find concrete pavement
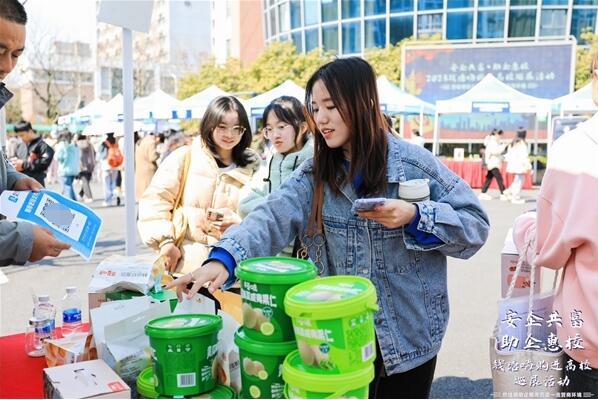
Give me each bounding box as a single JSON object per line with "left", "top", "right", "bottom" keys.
{"left": 0, "top": 180, "right": 542, "bottom": 398}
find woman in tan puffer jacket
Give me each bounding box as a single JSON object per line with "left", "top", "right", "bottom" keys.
{"left": 138, "top": 96, "right": 260, "bottom": 274}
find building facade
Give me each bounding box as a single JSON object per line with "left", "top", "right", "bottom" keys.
{"left": 211, "top": 0, "right": 265, "bottom": 65}
{"left": 96, "top": 0, "right": 212, "bottom": 99}
{"left": 264, "top": 0, "right": 598, "bottom": 56}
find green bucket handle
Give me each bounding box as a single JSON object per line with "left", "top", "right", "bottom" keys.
{"left": 283, "top": 383, "right": 359, "bottom": 399}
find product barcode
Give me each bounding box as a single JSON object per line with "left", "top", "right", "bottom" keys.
{"left": 177, "top": 373, "right": 196, "bottom": 388}
{"left": 362, "top": 341, "right": 375, "bottom": 361}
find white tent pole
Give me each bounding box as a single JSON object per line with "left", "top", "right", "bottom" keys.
{"left": 432, "top": 111, "right": 440, "bottom": 155}
{"left": 546, "top": 110, "right": 553, "bottom": 155}
{"left": 533, "top": 112, "right": 539, "bottom": 184}
{"left": 123, "top": 27, "right": 136, "bottom": 257}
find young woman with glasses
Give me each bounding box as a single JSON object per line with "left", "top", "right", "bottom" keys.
{"left": 138, "top": 96, "right": 260, "bottom": 275}
{"left": 238, "top": 96, "right": 313, "bottom": 256}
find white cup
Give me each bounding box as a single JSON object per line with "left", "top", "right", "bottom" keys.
{"left": 398, "top": 179, "right": 430, "bottom": 203}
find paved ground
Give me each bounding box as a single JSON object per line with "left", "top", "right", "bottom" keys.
{"left": 0, "top": 180, "right": 544, "bottom": 398}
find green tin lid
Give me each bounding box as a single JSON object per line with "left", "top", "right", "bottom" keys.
{"left": 284, "top": 276, "right": 378, "bottom": 320}
{"left": 150, "top": 289, "right": 178, "bottom": 303}
{"left": 145, "top": 314, "right": 222, "bottom": 339}
{"left": 282, "top": 350, "right": 374, "bottom": 393}
{"left": 236, "top": 257, "right": 317, "bottom": 285}
{"left": 137, "top": 368, "right": 236, "bottom": 399}
{"left": 234, "top": 327, "right": 296, "bottom": 356}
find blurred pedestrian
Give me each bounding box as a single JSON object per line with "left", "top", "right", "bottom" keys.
{"left": 504, "top": 128, "right": 531, "bottom": 204}
{"left": 135, "top": 132, "right": 159, "bottom": 201}
{"left": 99, "top": 132, "right": 123, "bottom": 206}
{"left": 76, "top": 134, "right": 95, "bottom": 203}
{"left": 6, "top": 130, "right": 27, "bottom": 161}
{"left": 55, "top": 131, "right": 80, "bottom": 200}
{"left": 479, "top": 129, "right": 507, "bottom": 200}
{"left": 12, "top": 120, "right": 54, "bottom": 186}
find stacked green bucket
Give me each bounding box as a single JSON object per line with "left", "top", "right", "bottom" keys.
{"left": 143, "top": 314, "right": 225, "bottom": 398}
{"left": 234, "top": 257, "right": 317, "bottom": 399}
{"left": 282, "top": 276, "right": 379, "bottom": 398}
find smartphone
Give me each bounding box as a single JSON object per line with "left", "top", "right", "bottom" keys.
{"left": 353, "top": 197, "right": 386, "bottom": 212}
{"left": 207, "top": 208, "right": 224, "bottom": 221}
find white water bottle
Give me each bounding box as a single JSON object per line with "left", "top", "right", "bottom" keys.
{"left": 61, "top": 287, "right": 82, "bottom": 337}
{"left": 33, "top": 294, "right": 56, "bottom": 335}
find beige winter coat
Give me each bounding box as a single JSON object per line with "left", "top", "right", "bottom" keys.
{"left": 135, "top": 135, "right": 159, "bottom": 201}
{"left": 138, "top": 137, "right": 260, "bottom": 274}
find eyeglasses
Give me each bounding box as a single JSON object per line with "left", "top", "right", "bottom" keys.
{"left": 215, "top": 124, "right": 246, "bottom": 136}
{"left": 262, "top": 123, "right": 292, "bottom": 139}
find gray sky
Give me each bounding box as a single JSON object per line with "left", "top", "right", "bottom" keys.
{"left": 24, "top": 0, "right": 95, "bottom": 43}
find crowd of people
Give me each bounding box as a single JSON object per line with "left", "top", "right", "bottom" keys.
{"left": 1, "top": 0, "right": 597, "bottom": 397}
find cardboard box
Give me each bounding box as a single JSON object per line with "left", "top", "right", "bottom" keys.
{"left": 501, "top": 228, "right": 541, "bottom": 298}
{"left": 43, "top": 359, "right": 130, "bottom": 399}
{"left": 44, "top": 333, "right": 94, "bottom": 367}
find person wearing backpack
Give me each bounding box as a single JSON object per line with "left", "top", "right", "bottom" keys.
{"left": 55, "top": 131, "right": 81, "bottom": 201}
{"left": 99, "top": 132, "right": 123, "bottom": 206}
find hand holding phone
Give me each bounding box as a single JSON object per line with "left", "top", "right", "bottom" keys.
{"left": 353, "top": 197, "right": 386, "bottom": 212}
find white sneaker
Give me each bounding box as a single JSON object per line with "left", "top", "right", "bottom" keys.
{"left": 83, "top": 198, "right": 93, "bottom": 204}
{"left": 478, "top": 193, "right": 492, "bottom": 200}
{"left": 500, "top": 194, "right": 510, "bottom": 201}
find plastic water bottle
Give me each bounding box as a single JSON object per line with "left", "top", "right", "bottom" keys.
{"left": 33, "top": 294, "right": 56, "bottom": 335}
{"left": 61, "top": 287, "right": 82, "bottom": 337}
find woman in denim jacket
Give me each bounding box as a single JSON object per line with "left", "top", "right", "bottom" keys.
{"left": 169, "top": 58, "right": 490, "bottom": 398}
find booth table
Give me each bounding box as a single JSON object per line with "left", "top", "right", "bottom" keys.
{"left": 441, "top": 159, "right": 533, "bottom": 190}
{"left": 0, "top": 331, "right": 46, "bottom": 398}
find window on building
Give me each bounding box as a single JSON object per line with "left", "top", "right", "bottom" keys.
{"left": 447, "top": 0, "right": 473, "bottom": 7}
{"left": 477, "top": 10, "right": 505, "bottom": 38}
{"left": 322, "top": 0, "right": 338, "bottom": 22}
{"left": 364, "top": 0, "right": 386, "bottom": 16}
{"left": 540, "top": 9, "right": 567, "bottom": 36}
{"left": 478, "top": 0, "right": 505, "bottom": 6}
{"left": 322, "top": 25, "right": 339, "bottom": 53}
{"left": 447, "top": 12, "right": 473, "bottom": 39}
{"left": 390, "top": 0, "right": 414, "bottom": 12}
{"left": 365, "top": 18, "right": 386, "bottom": 48}
{"left": 342, "top": 21, "right": 361, "bottom": 54}
{"left": 571, "top": 8, "right": 598, "bottom": 42}
{"left": 573, "top": 0, "right": 598, "bottom": 4}
{"left": 342, "top": 0, "right": 361, "bottom": 18}
{"left": 390, "top": 15, "right": 414, "bottom": 44}
{"left": 542, "top": 0, "right": 568, "bottom": 4}
{"left": 304, "top": 0, "right": 319, "bottom": 25}
{"left": 305, "top": 28, "right": 319, "bottom": 51}
{"left": 418, "top": 0, "right": 443, "bottom": 10}
{"left": 510, "top": 0, "right": 535, "bottom": 5}
{"left": 417, "top": 13, "right": 442, "bottom": 37}
{"left": 269, "top": 8, "right": 278, "bottom": 36}
{"left": 279, "top": 2, "right": 290, "bottom": 33}
{"left": 292, "top": 31, "right": 303, "bottom": 52}
{"left": 290, "top": 0, "right": 302, "bottom": 29}
{"left": 509, "top": 9, "right": 536, "bottom": 37}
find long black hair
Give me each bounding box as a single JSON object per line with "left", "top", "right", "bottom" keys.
{"left": 200, "top": 96, "right": 254, "bottom": 167}
{"left": 304, "top": 57, "right": 388, "bottom": 196}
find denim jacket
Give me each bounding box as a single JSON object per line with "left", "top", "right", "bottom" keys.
{"left": 217, "top": 134, "right": 490, "bottom": 374}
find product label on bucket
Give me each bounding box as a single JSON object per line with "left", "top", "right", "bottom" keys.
{"left": 293, "top": 310, "right": 375, "bottom": 373}
{"left": 241, "top": 355, "right": 286, "bottom": 399}
{"left": 290, "top": 281, "right": 368, "bottom": 302}
{"left": 241, "top": 280, "right": 294, "bottom": 342}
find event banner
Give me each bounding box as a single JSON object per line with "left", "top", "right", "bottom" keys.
{"left": 402, "top": 41, "right": 575, "bottom": 103}
{"left": 0, "top": 190, "right": 102, "bottom": 260}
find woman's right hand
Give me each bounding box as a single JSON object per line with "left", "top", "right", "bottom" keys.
{"left": 166, "top": 261, "right": 230, "bottom": 301}
{"left": 159, "top": 243, "right": 181, "bottom": 273}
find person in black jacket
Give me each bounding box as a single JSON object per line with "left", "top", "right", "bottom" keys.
{"left": 11, "top": 120, "right": 55, "bottom": 186}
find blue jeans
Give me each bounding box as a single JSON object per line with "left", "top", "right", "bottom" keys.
{"left": 61, "top": 176, "right": 76, "bottom": 200}
{"left": 103, "top": 170, "right": 118, "bottom": 204}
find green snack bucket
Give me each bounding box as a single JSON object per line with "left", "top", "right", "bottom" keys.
{"left": 284, "top": 276, "right": 378, "bottom": 373}
{"left": 237, "top": 257, "right": 317, "bottom": 342}
{"left": 234, "top": 327, "right": 296, "bottom": 399}
{"left": 145, "top": 314, "right": 223, "bottom": 397}
{"left": 137, "top": 367, "right": 237, "bottom": 398}
{"left": 282, "top": 350, "right": 374, "bottom": 399}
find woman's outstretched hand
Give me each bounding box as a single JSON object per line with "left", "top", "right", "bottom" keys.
{"left": 165, "top": 261, "right": 230, "bottom": 301}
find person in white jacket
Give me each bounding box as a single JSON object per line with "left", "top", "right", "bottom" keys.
{"left": 504, "top": 128, "right": 531, "bottom": 204}
{"left": 479, "top": 129, "right": 507, "bottom": 200}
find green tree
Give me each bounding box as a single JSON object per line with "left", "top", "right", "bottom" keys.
{"left": 177, "top": 58, "right": 250, "bottom": 99}
{"left": 575, "top": 30, "right": 598, "bottom": 90}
